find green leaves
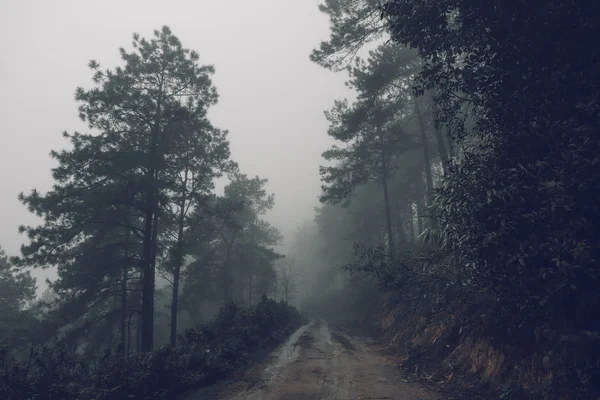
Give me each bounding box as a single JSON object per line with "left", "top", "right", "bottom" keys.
{"left": 0, "top": 300, "right": 304, "bottom": 400}
{"left": 311, "top": 0, "right": 388, "bottom": 71}
{"left": 0, "top": 246, "right": 36, "bottom": 314}
{"left": 380, "top": 0, "right": 600, "bottom": 348}
{"left": 319, "top": 44, "right": 423, "bottom": 209}
{"left": 15, "top": 27, "right": 234, "bottom": 350}
{"left": 181, "top": 171, "right": 283, "bottom": 310}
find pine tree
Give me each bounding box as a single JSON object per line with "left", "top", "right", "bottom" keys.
{"left": 311, "top": 0, "right": 387, "bottom": 70}
{"left": 219, "top": 172, "right": 282, "bottom": 304}
{"left": 319, "top": 45, "right": 422, "bottom": 259}
{"left": 159, "top": 109, "right": 234, "bottom": 347}
{"left": 15, "top": 26, "right": 221, "bottom": 351}
{"left": 0, "top": 245, "right": 36, "bottom": 347}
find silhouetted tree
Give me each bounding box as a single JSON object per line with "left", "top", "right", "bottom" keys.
{"left": 14, "top": 26, "right": 222, "bottom": 351}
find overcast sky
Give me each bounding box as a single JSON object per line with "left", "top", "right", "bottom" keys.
{"left": 0, "top": 0, "right": 352, "bottom": 294}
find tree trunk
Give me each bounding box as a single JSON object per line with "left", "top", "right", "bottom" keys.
{"left": 141, "top": 186, "right": 155, "bottom": 352}
{"left": 380, "top": 151, "right": 396, "bottom": 261}
{"left": 446, "top": 134, "right": 455, "bottom": 158}
{"left": 119, "top": 216, "right": 132, "bottom": 353}
{"left": 141, "top": 122, "right": 160, "bottom": 352}
{"left": 107, "top": 323, "right": 115, "bottom": 350}
{"left": 134, "top": 277, "right": 144, "bottom": 353}
{"left": 415, "top": 98, "right": 434, "bottom": 206}
{"left": 136, "top": 310, "right": 143, "bottom": 353}
{"left": 416, "top": 180, "right": 426, "bottom": 236}
{"left": 119, "top": 263, "right": 128, "bottom": 352}
{"left": 127, "top": 311, "right": 135, "bottom": 355}
{"left": 170, "top": 258, "right": 181, "bottom": 348}
{"left": 395, "top": 209, "right": 407, "bottom": 246}
{"left": 170, "top": 170, "right": 189, "bottom": 349}
{"left": 407, "top": 201, "right": 416, "bottom": 244}
{"left": 248, "top": 273, "right": 253, "bottom": 307}
{"left": 223, "top": 243, "right": 233, "bottom": 302}
{"left": 396, "top": 200, "right": 410, "bottom": 246}
{"left": 142, "top": 174, "right": 159, "bottom": 351}
{"left": 142, "top": 71, "right": 164, "bottom": 352}
{"left": 415, "top": 97, "right": 438, "bottom": 229}
{"left": 169, "top": 225, "right": 183, "bottom": 348}
{"left": 427, "top": 91, "right": 450, "bottom": 176}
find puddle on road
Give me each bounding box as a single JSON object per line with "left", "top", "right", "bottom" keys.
{"left": 320, "top": 320, "right": 333, "bottom": 345}
{"left": 263, "top": 319, "right": 314, "bottom": 381}
{"left": 331, "top": 331, "right": 357, "bottom": 351}
{"left": 223, "top": 319, "right": 441, "bottom": 400}
{"left": 315, "top": 320, "right": 335, "bottom": 354}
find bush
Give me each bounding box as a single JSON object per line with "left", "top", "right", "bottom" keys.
{"left": 349, "top": 244, "right": 600, "bottom": 399}
{"left": 1, "top": 297, "right": 305, "bottom": 400}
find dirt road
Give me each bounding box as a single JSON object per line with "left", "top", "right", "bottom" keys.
{"left": 187, "top": 319, "right": 440, "bottom": 400}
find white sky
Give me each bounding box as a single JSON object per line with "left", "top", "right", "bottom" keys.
{"left": 0, "top": 0, "right": 352, "bottom": 294}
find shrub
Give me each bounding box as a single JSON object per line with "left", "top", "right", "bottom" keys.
{"left": 1, "top": 297, "right": 305, "bottom": 400}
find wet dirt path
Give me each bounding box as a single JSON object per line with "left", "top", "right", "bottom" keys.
{"left": 187, "top": 319, "right": 440, "bottom": 400}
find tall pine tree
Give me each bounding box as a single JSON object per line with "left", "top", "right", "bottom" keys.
{"left": 15, "top": 26, "right": 221, "bottom": 351}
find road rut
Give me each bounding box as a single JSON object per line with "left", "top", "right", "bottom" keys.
{"left": 186, "top": 319, "right": 440, "bottom": 400}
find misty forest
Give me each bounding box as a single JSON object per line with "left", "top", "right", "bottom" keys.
{"left": 1, "top": 1, "right": 599, "bottom": 399}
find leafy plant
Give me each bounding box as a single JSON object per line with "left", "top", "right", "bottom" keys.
{"left": 1, "top": 298, "right": 305, "bottom": 400}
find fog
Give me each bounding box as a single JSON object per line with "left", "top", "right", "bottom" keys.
{"left": 0, "top": 0, "right": 351, "bottom": 296}
{"left": 2, "top": 1, "right": 597, "bottom": 398}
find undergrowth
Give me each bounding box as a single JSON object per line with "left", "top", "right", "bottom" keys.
{"left": 0, "top": 297, "right": 305, "bottom": 400}
{"left": 345, "top": 246, "right": 600, "bottom": 400}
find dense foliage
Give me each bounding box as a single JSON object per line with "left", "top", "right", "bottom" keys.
{"left": 0, "top": 25, "right": 303, "bottom": 400}
{"left": 382, "top": 0, "right": 600, "bottom": 334}
{"left": 305, "top": 0, "right": 600, "bottom": 398}
{"left": 4, "top": 27, "right": 287, "bottom": 360}
{"left": 0, "top": 246, "right": 37, "bottom": 348}
{"left": 1, "top": 298, "right": 304, "bottom": 400}
{"left": 2, "top": 0, "right": 599, "bottom": 397}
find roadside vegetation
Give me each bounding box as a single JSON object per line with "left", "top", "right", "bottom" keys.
{"left": 2, "top": 1, "right": 599, "bottom": 399}
{"left": 1, "top": 298, "right": 304, "bottom": 400}
{"left": 287, "top": 1, "right": 600, "bottom": 399}
{"left": 0, "top": 27, "right": 304, "bottom": 400}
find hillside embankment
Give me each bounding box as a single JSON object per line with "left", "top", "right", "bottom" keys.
{"left": 362, "top": 292, "right": 600, "bottom": 400}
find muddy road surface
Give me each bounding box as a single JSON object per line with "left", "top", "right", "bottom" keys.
{"left": 185, "top": 319, "right": 440, "bottom": 400}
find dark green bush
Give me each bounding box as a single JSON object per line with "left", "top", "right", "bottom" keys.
{"left": 1, "top": 297, "right": 305, "bottom": 400}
